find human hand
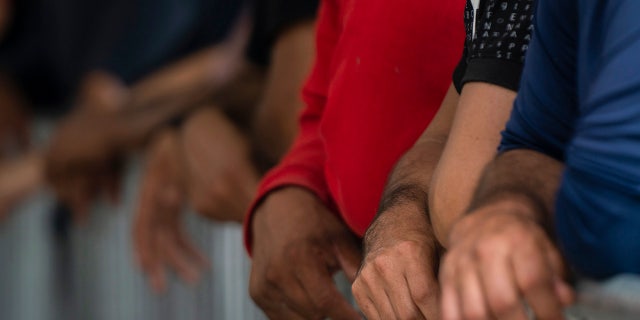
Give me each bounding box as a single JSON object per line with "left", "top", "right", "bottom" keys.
{"left": 0, "top": 152, "right": 44, "bottom": 220}
{"left": 353, "top": 203, "right": 441, "bottom": 320}
{"left": 45, "top": 109, "right": 124, "bottom": 220}
{"left": 249, "top": 187, "right": 363, "bottom": 320}
{"left": 45, "top": 72, "right": 128, "bottom": 219}
{"left": 133, "top": 129, "right": 208, "bottom": 292}
{"left": 181, "top": 108, "right": 259, "bottom": 223}
{"left": 440, "top": 199, "right": 575, "bottom": 320}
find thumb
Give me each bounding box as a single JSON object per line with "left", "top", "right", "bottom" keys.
{"left": 333, "top": 236, "right": 363, "bottom": 283}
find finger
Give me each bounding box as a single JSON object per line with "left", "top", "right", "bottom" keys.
{"left": 512, "top": 245, "right": 564, "bottom": 320}
{"left": 251, "top": 280, "right": 307, "bottom": 320}
{"left": 275, "top": 275, "right": 319, "bottom": 318}
{"left": 147, "top": 256, "right": 167, "bottom": 293}
{"left": 333, "top": 235, "right": 363, "bottom": 283}
{"left": 457, "top": 259, "right": 491, "bottom": 320}
{"left": 479, "top": 247, "right": 528, "bottom": 320}
{"left": 262, "top": 298, "right": 308, "bottom": 320}
{"left": 352, "top": 280, "right": 381, "bottom": 320}
{"left": 159, "top": 231, "right": 200, "bottom": 284}
{"left": 545, "top": 246, "right": 575, "bottom": 306}
{"left": 352, "top": 270, "right": 397, "bottom": 320}
{"left": 135, "top": 221, "right": 167, "bottom": 293}
{"left": 440, "top": 255, "right": 462, "bottom": 320}
{"left": 404, "top": 253, "right": 441, "bottom": 319}
{"left": 175, "top": 227, "right": 210, "bottom": 269}
{"left": 297, "top": 257, "right": 361, "bottom": 320}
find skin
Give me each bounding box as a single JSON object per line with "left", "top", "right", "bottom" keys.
{"left": 251, "top": 20, "right": 316, "bottom": 167}
{"left": 353, "top": 82, "right": 518, "bottom": 319}
{"left": 133, "top": 129, "right": 208, "bottom": 293}
{"left": 45, "top": 16, "right": 250, "bottom": 218}
{"left": 249, "top": 187, "right": 362, "bottom": 320}
{"left": 180, "top": 107, "right": 258, "bottom": 223}
{"left": 0, "top": 151, "right": 43, "bottom": 220}
{"left": 0, "top": 74, "right": 31, "bottom": 157}
{"left": 132, "top": 21, "right": 316, "bottom": 290}
{"left": 440, "top": 149, "right": 575, "bottom": 320}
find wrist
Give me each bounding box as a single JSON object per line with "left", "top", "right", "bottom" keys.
{"left": 365, "top": 202, "right": 437, "bottom": 255}
{"left": 468, "top": 192, "right": 548, "bottom": 226}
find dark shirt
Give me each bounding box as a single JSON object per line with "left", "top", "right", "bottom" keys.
{"left": 500, "top": 0, "right": 640, "bottom": 279}
{"left": 246, "top": 0, "right": 319, "bottom": 66}
{"left": 0, "top": 0, "right": 243, "bottom": 113}
{"left": 453, "top": 0, "right": 535, "bottom": 93}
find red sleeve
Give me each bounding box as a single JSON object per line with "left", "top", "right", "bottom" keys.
{"left": 243, "top": 0, "right": 341, "bottom": 254}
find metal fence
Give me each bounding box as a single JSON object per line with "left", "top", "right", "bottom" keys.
{"left": 0, "top": 122, "right": 638, "bottom": 320}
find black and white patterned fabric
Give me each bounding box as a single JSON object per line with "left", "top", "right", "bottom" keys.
{"left": 453, "top": 0, "right": 535, "bottom": 93}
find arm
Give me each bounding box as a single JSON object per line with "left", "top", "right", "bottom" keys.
{"left": 354, "top": 1, "right": 536, "bottom": 319}
{"left": 246, "top": 2, "right": 361, "bottom": 319}
{"left": 45, "top": 18, "right": 251, "bottom": 215}
{"left": 352, "top": 83, "right": 458, "bottom": 320}
{"left": 429, "top": 82, "right": 515, "bottom": 246}
{"left": 440, "top": 1, "right": 580, "bottom": 317}
{"left": 251, "top": 19, "right": 316, "bottom": 168}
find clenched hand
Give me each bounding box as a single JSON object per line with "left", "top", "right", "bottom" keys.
{"left": 249, "top": 187, "right": 362, "bottom": 320}
{"left": 440, "top": 200, "right": 574, "bottom": 320}
{"left": 353, "top": 203, "right": 441, "bottom": 320}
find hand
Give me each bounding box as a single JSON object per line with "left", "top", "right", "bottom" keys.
{"left": 133, "top": 129, "right": 208, "bottom": 292}
{"left": 353, "top": 203, "right": 441, "bottom": 320}
{"left": 45, "top": 72, "right": 128, "bottom": 219}
{"left": 440, "top": 200, "right": 575, "bottom": 320}
{"left": 0, "top": 152, "right": 44, "bottom": 220}
{"left": 181, "top": 108, "right": 259, "bottom": 222}
{"left": 249, "top": 187, "right": 363, "bottom": 320}
{"left": 46, "top": 109, "right": 124, "bottom": 220}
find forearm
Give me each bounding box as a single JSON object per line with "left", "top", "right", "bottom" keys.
{"left": 372, "top": 84, "right": 459, "bottom": 235}
{"left": 128, "top": 13, "right": 251, "bottom": 110}
{"left": 251, "top": 20, "right": 316, "bottom": 169}
{"left": 429, "top": 82, "right": 516, "bottom": 246}
{"left": 108, "top": 16, "right": 252, "bottom": 151}
{"left": 468, "top": 148, "right": 564, "bottom": 229}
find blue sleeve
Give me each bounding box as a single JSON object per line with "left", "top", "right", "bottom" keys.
{"left": 498, "top": 0, "right": 579, "bottom": 160}
{"left": 555, "top": 0, "right": 640, "bottom": 279}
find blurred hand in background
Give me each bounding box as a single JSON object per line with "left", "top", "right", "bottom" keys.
{"left": 133, "top": 128, "right": 208, "bottom": 293}
{"left": 181, "top": 107, "right": 259, "bottom": 223}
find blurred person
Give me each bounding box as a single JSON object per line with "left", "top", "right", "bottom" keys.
{"left": 132, "top": 0, "right": 319, "bottom": 292}
{"left": 0, "top": 0, "right": 247, "bottom": 219}
{"left": 352, "top": 1, "right": 537, "bottom": 318}
{"left": 244, "top": 0, "right": 465, "bottom": 318}
{"left": 439, "top": 0, "right": 640, "bottom": 319}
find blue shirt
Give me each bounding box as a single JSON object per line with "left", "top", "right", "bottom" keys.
{"left": 500, "top": 0, "right": 640, "bottom": 279}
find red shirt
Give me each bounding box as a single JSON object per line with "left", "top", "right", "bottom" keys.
{"left": 245, "top": 0, "right": 464, "bottom": 251}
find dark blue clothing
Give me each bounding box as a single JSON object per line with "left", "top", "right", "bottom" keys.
{"left": 0, "top": 0, "right": 243, "bottom": 114}
{"left": 500, "top": 0, "right": 640, "bottom": 279}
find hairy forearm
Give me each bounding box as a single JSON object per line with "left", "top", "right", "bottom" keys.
{"left": 469, "top": 148, "right": 564, "bottom": 229}
{"left": 374, "top": 84, "right": 459, "bottom": 227}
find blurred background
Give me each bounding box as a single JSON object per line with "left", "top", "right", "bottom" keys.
{"left": 0, "top": 0, "right": 325, "bottom": 318}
